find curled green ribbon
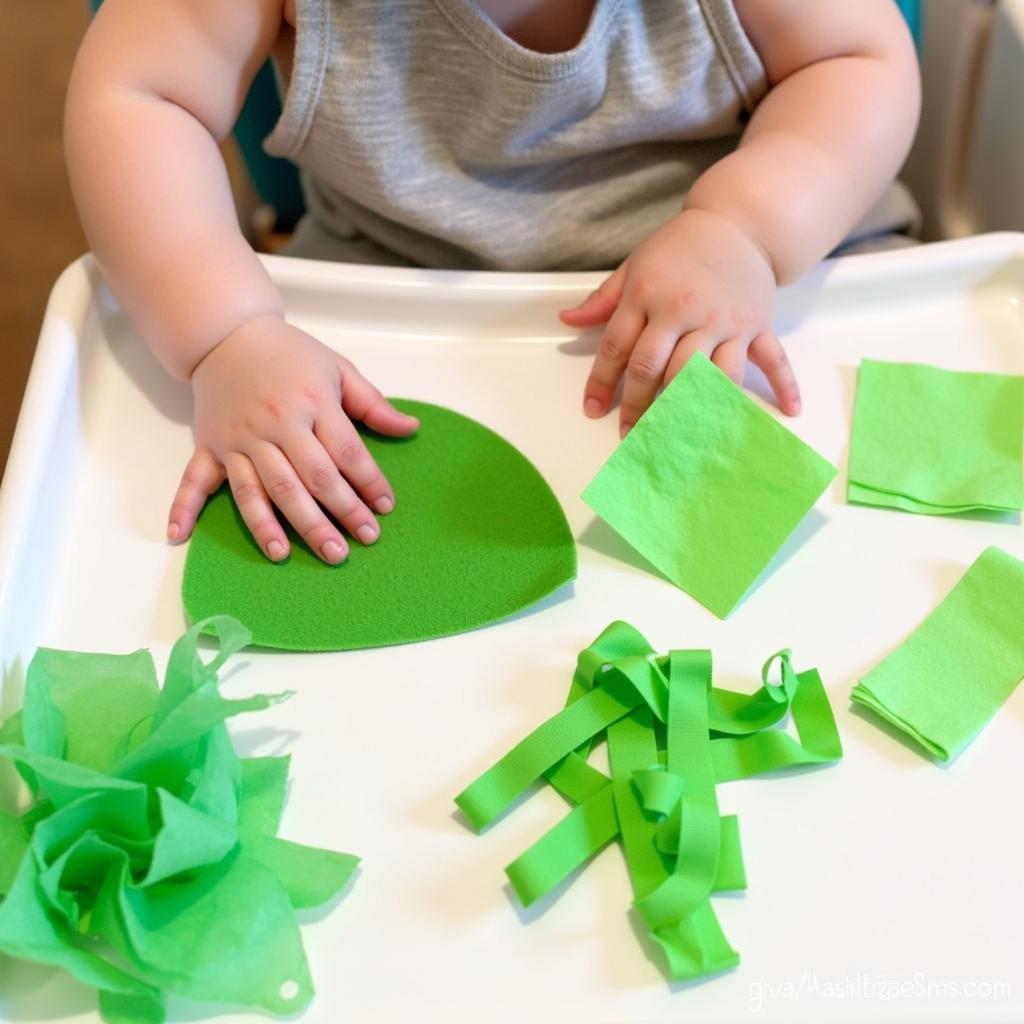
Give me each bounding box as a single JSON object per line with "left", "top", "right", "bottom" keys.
{"left": 455, "top": 621, "right": 843, "bottom": 982}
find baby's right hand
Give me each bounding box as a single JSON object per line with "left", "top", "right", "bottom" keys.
{"left": 167, "top": 314, "right": 419, "bottom": 564}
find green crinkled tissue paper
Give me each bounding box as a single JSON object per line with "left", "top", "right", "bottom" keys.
{"left": 455, "top": 621, "right": 843, "bottom": 982}
{"left": 582, "top": 353, "right": 836, "bottom": 617}
{"left": 0, "top": 617, "right": 359, "bottom": 1023}
{"left": 183, "top": 399, "right": 577, "bottom": 651}
{"left": 852, "top": 546, "right": 1024, "bottom": 761}
{"left": 848, "top": 359, "right": 1024, "bottom": 515}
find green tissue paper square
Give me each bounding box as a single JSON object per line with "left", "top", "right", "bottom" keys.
{"left": 852, "top": 546, "right": 1024, "bottom": 761}
{"left": 848, "top": 360, "right": 1024, "bottom": 515}
{"left": 581, "top": 353, "right": 837, "bottom": 617}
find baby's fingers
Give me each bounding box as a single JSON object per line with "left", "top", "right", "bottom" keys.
{"left": 749, "top": 331, "right": 801, "bottom": 415}
{"left": 710, "top": 339, "right": 750, "bottom": 390}
{"left": 167, "top": 449, "right": 225, "bottom": 543}
{"left": 339, "top": 360, "right": 420, "bottom": 437}
{"left": 316, "top": 410, "right": 395, "bottom": 515}
{"left": 663, "top": 328, "right": 721, "bottom": 386}
{"left": 559, "top": 262, "right": 628, "bottom": 328}
{"left": 285, "top": 430, "right": 380, "bottom": 546}
{"left": 582, "top": 303, "right": 645, "bottom": 419}
{"left": 618, "top": 321, "right": 683, "bottom": 438}
{"left": 249, "top": 442, "right": 350, "bottom": 565}
{"left": 225, "top": 452, "right": 290, "bottom": 562}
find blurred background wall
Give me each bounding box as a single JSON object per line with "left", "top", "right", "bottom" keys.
{"left": 0, "top": 3, "right": 88, "bottom": 473}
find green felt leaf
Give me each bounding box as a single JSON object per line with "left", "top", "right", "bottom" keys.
{"left": 852, "top": 546, "right": 1024, "bottom": 761}
{"left": 182, "top": 399, "right": 577, "bottom": 651}
{"left": 848, "top": 360, "right": 1024, "bottom": 515}
{"left": 582, "top": 354, "right": 836, "bottom": 618}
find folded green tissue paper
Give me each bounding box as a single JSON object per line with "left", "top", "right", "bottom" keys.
{"left": 582, "top": 353, "right": 836, "bottom": 617}
{"left": 456, "top": 621, "right": 842, "bottom": 982}
{"left": 0, "top": 617, "right": 359, "bottom": 1023}
{"left": 848, "top": 360, "right": 1024, "bottom": 515}
{"left": 852, "top": 546, "right": 1024, "bottom": 761}
{"left": 184, "top": 399, "right": 577, "bottom": 651}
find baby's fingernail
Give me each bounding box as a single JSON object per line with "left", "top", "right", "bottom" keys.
{"left": 268, "top": 540, "right": 286, "bottom": 561}
{"left": 357, "top": 524, "right": 379, "bottom": 545}
{"left": 791, "top": 396, "right": 802, "bottom": 414}
{"left": 374, "top": 496, "right": 394, "bottom": 514}
{"left": 322, "top": 539, "right": 347, "bottom": 563}
{"left": 619, "top": 422, "right": 634, "bottom": 440}
{"left": 584, "top": 398, "right": 603, "bottom": 418}
{"left": 167, "top": 522, "right": 180, "bottom": 541}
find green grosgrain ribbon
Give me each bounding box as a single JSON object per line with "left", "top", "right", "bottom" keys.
{"left": 0, "top": 617, "right": 359, "bottom": 1024}
{"left": 455, "top": 621, "right": 843, "bottom": 982}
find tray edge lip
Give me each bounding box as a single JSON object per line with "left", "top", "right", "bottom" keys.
{"left": 258, "top": 230, "right": 1024, "bottom": 297}
{"left": 0, "top": 253, "right": 96, "bottom": 636}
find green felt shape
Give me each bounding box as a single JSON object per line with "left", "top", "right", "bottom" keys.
{"left": 852, "top": 546, "right": 1024, "bottom": 761}
{"left": 581, "top": 354, "right": 836, "bottom": 618}
{"left": 455, "top": 620, "right": 842, "bottom": 983}
{"left": 183, "top": 399, "right": 576, "bottom": 651}
{"left": 848, "top": 360, "right": 1024, "bottom": 515}
{"left": 0, "top": 617, "right": 359, "bottom": 1024}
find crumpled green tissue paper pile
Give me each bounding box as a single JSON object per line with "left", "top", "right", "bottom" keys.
{"left": 0, "top": 616, "right": 358, "bottom": 1023}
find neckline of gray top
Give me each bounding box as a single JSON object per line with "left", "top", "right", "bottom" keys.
{"left": 430, "top": 0, "right": 625, "bottom": 80}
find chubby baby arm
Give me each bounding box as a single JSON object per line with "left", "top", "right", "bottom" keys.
{"left": 561, "top": 0, "right": 921, "bottom": 434}
{"left": 64, "top": 0, "right": 417, "bottom": 563}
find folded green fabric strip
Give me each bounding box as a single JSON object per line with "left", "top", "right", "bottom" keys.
{"left": 582, "top": 353, "right": 836, "bottom": 618}
{"left": 852, "top": 546, "right": 1024, "bottom": 761}
{"left": 455, "top": 621, "right": 843, "bottom": 983}
{"left": 0, "top": 618, "right": 358, "bottom": 1024}
{"left": 848, "top": 360, "right": 1024, "bottom": 515}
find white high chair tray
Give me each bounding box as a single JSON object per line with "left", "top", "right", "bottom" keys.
{"left": 1, "top": 233, "right": 1023, "bottom": 1023}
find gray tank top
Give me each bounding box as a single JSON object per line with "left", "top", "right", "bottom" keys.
{"left": 264, "top": 0, "right": 770, "bottom": 270}
{"left": 264, "top": 1, "right": 768, "bottom": 270}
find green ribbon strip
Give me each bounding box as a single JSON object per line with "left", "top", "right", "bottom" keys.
{"left": 454, "top": 621, "right": 843, "bottom": 983}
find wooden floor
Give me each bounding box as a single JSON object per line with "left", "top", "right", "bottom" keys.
{"left": 0, "top": 3, "right": 88, "bottom": 476}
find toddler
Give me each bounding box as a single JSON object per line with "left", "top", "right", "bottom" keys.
{"left": 65, "top": 0, "right": 920, "bottom": 564}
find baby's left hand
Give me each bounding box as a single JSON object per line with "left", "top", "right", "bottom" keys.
{"left": 559, "top": 207, "right": 801, "bottom": 437}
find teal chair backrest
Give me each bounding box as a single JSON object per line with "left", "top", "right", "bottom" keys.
{"left": 88, "top": 1, "right": 923, "bottom": 233}
{"left": 898, "top": 0, "right": 923, "bottom": 44}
